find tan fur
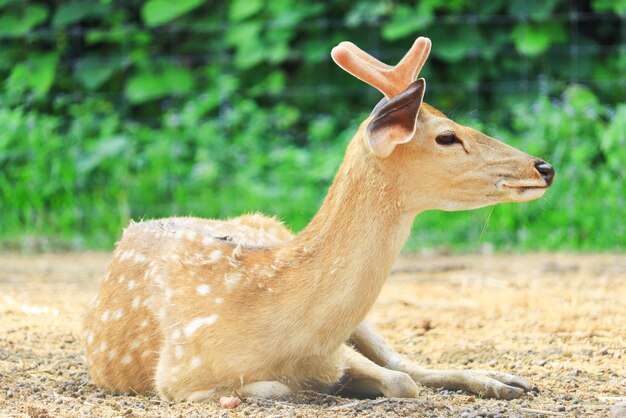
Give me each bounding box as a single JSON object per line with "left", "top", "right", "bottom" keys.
{"left": 83, "top": 38, "right": 551, "bottom": 402}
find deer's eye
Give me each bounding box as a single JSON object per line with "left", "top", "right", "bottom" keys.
{"left": 435, "top": 133, "right": 459, "bottom": 146}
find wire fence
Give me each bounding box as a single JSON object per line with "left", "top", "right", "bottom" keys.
{"left": 8, "top": 4, "right": 625, "bottom": 125}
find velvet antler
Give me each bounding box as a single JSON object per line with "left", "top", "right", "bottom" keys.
{"left": 331, "top": 37, "right": 432, "bottom": 99}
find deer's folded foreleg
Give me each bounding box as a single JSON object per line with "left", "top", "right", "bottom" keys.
{"left": 349, "top": 321, "right": 531, "bottom": 400}
{"left": 338, "top": 344, "right": 419, "bottom": 398}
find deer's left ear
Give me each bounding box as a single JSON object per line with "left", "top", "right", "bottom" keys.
{"left": 366, "top": 78, "right": 426, "bottom": 158}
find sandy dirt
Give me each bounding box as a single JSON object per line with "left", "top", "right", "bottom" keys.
{"left": 0, "top": 252, "right": 625, "bottom": 417}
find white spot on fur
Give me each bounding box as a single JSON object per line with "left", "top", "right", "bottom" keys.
{"left": 215, "top": 297, "right": 224, "bottom": 304}
{"left": 99, "top": 342, "right": 107, "bottom": 352}
{"left": 132, "top": 296, "right": 141, "bottom": 309}
{"left": 101, "top": 310, "right": 110, "bottom": 321}
{"left": 154, "top": 275, "right": 165, "bottom": 288}
{"left": 121, "top": 354, "right": 132, "bottom": 365}
{"left": 107, "top": 350, "right": 117, "bottom": 360}
{"left": 112, "top": 309, "right": 124, "bottom": 320}
{"left": 127, "top": 280, "right": 137, "bottom": 290}
{"left": 224, "top": 273, "right": 242, "bottom": 289}
{"left": 171, "top": 329, "right": 181, "bottom": 340}
{"left": 165, "top": 288, "right": 173, "bottom": 300}
{"left": 141, "top": 350, "right": 151, "bottom": 358}
{"left": 196, "top": 284, "right": 211, "bottom": 295}
{"left": 134, "top": 253, "right": 148, "bottom": 263}
{"left": 118, "top": 275, "right": 126, "bottom": 284}
{"left": 143, "top": 268, "right": 155, "bottom": 280}
{"left": 175, "top": 345, "right": 184, "bottom": 359}
{"left": 86, "top": 332, "right": 94, "bottom": 345}
{"left": 184, "top": 314, "right": 218, "bottom": 337}
{"left": 209, "top": 250, "right": 222, "bottom": 263}
{"left": 139, "top": 319, "right": 149, "bottom": 328}
{"left": 130, "top": 341, "right": 140, "bottom": 350}
{"left": 191, "top": 357, "right": 202, "bottom": 368}
{"left": 124, "top": 251, "right": 137, "bottom": 261}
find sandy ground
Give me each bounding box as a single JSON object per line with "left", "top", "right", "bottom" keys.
{"left": 0, "top": 252, "right": 625, "bottom": 417}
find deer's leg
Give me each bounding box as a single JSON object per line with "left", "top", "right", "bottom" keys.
{"left": 238, "top": 381, "right": 292, "bottom": 399}
{"left": 168, "top": 381, "right": 291, "bottom": 402}
{"left": 349, "top": 321, "right": 531, "bottom": 400}
{"left": 338, "top": 344, "right": 419, "bottom": 398}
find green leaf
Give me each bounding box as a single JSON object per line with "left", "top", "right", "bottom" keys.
{"left": 229, "top": 0, "right": 263, "bottom": 21}
{"left": 142, "top": 0, "right": 205, "bottom": 27}
{"left": 512, "top": 23, "right": 567, "bottom": 56}
{"left": 52, "top": 1, "right": 111, "bottom": 27}
{"left": 77, "top": 136, "right": 130, "bottom": 175}
{"left": 225, "top": 21, "right": 263, "bottom": 46}
{"left": 0, "top": 4, "right": 48, "bottom": 38}
{"left": 225, "top": 22, "right": 264, "bottom": 68}
{"left": 125, "top": 66, "right": 195, "bottom": 104}
{"left": 592, "top": 0, "right": 626, "bottom": 15}
{"left": 432, "top": 26, "right": 485, "bottom": 62}
{"left": 508, "top": 0, "right": 559, "bottom": 19}
{"left": 0, "top": 45, "right": 20, "bottom": 71}
{"left": 346, "top": 1, "right": 390, "bottom": 27}
{"left": 8, "top": 53, "right": 59, "bottom": 98}
{"left": 85, "top": 27, "right": 127, "bottom": 44}
{"left": 382, "top": 5, "right": 432, "bottom": 41}
{"left": 74, "top": 56, "right": 127, "bottom": 90}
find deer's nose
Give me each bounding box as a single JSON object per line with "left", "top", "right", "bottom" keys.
{"left": 534, "top": 160, "right": 555, "bottom": 186}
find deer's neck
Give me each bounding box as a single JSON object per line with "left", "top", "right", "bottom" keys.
{"left": 275, "top": 137, "right": 415, "bottom": 350}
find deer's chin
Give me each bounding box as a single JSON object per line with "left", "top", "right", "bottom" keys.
{"left": 499, "top": 183, "right": 548, "bottom": 202}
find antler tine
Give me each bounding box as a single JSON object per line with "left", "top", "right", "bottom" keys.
{"left": 331, "top": 37, "right": 432, "bottom": 99}
{"left": 336, "top": 41, "right": 393, "bottom": 71}
{"left": 331, "top": 42, "right": 397, "bottom": 99}
{"left": 395, "top": 37, "right": 432, "bottom": 85}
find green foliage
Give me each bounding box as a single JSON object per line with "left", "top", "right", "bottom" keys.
{"left": 512, "top": 23, "right": 567, "bottom": 56}
{"left": 126, "top": 66, "right": 195, "bottom": 104}
{"left": 0, "top": 4, "right": 48, "bottom": 38}
{"left": 52, "top": 1, "right": 111, "bottom": 27}
{"left": 0, "top": 0, "right": 624, "bottom": 250}
{"left": 142, "top": 0, "right": 205, "bottom": 27}
{"left": 7, "top": 52, "right": 59, "bottom": 98}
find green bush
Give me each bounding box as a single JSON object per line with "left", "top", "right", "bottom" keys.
{"left": 1, "top": 84, "right": 623, "bottom": 250}
{"left": 0, "top": 1, "right": 624, "bottom": 250}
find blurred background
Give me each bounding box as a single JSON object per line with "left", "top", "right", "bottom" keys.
{"left": 0, "top": 0, "right": 624, "bottom": 252}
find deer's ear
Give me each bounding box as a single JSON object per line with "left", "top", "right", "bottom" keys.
{"left": 366, "top": 78, "right": 426, "bottom": 158}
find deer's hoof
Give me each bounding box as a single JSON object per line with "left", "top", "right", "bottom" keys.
{"left": 382, "top": 371, "right": 420, "bottom": 398}
{"left": 471, "top": 370, "right": 532, "bottom": 400}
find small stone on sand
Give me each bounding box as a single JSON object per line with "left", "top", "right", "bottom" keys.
{"left": 220, "top": 396, "right": 242, "bottom": 409}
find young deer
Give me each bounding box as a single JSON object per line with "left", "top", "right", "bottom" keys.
{"left": 83, "top": 37, "right": 554, "bottom": 402}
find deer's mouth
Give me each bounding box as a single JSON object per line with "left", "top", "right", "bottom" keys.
{"left": 497, "top": 181, "right": 548, "bottom": 201}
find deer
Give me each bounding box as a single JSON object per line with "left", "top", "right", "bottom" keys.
{"left": 82, "top": 36, "right": 555, "bottom": 403}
